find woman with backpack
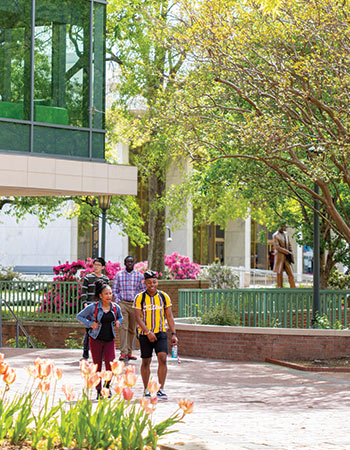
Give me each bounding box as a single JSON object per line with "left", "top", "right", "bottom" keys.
{"left": 77, "top": 279, "right": 123, "bottom": 398}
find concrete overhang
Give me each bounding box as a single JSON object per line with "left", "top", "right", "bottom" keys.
{"left": 0, "top": 153, "right": 137, "bottom": 196}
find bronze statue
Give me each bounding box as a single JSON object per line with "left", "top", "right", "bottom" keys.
{"left": 272, "top": 225, "right": 296, "bottom": 288}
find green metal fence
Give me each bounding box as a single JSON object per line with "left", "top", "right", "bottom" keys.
{"left": 0, "top": 280, "right": 81, "bottom": 321}
{"left": 178, "top": 288, "right": 350, "bottom": 328}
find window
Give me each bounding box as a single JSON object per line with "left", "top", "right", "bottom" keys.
{"left": 0, "top": 0, "right": 106, "bottom": 159}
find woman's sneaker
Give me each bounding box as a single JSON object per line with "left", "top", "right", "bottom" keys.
{"left": 143, "top": 389, "right": 151, "bottom": 398}
{"left": 156, "top": 389, "right": 168, "bottom": 400}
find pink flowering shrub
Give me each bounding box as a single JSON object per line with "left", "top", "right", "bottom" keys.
{"left": 134, "top": 260, "right": 149, "bottom": 274}
{"left": 164, "top": 252, "right": 201, "bottom": 280}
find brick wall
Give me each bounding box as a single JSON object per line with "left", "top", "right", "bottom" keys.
{"left": 3, "top": 320, "right": 350, "bottom": 361}
{"left": 171, "top": 323, "right": 350, "bottom": 361}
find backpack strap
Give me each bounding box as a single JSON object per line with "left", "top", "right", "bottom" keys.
{"left": 94, "top": 302, "right": 99, "bottom": 321}
{"left": 140, "top": 290, "right": 147, "bottom": 310}
{"left": 158, "top": 291, "right": 166, "bottom": 309}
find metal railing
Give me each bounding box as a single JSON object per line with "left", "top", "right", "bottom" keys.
{"left": 178, "top": 288, "right": 350, "bottom": 328}
{"left": 0, "top": 297, "right": 36, "bottom": 348}
{"left": 0, "top": 280, "right": 81, "bottom": 322}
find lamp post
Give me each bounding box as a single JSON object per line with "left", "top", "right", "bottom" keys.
{"left": 308, "top": 146, "right": 321, "bottom": 325}
{"left": 98, "top": 195, "right": 112, "bottom": 259}
{"left": 312, "top": 183, "right": 320, "bottom": 325}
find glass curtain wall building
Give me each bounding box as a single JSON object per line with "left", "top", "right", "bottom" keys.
{"left": 0, "top": 0, "right": 106, "bottom": 159}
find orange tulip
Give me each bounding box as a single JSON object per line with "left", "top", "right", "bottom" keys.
{"left": 0, "top": 362, "right": 8, "bottom": 376}
{"left": 110, "top": 360, "right": 124, "bottom": 376}
{"left": 122, "top": 387, "right": 134, "bottom": 401}
{"left": 84, "top": 373, "right": 100, "bottom": 389}
{"left": 37, "top": 359, "right": 54, "bottom": 380}
{"left": 80, "top": 360, "right": 97, "bottom": 376}
{"left": 113, "top": 375, "right": 125, "bottom": 395}
{"left": 3, "top": 368, "right": 16, "bottom": 385}
{"left": 139, "top": 397, "right": 153, "bottom": 414}
{"left": 34, "top": 357, "right": 42, "bottom": 367}
{"left": 26, "top": 364, "right": 38, "bottom": 378}
{"left": 38, "top": 380, "right": 50, "bottom": 393}
{"left": 0, "top": 353, "right": 4, "bottom": 362}
{"left": 100, "top": 370, "right": 112, "bottom": 382}
{"left": 178, "top": 398, "right": 194, "bottom": 415}
{"left": 147, "top": 380, "right": 160, "bottom": 395}
{"left": 53, "top": 368, "right": 63, "bottom": 381}
{"left": 101, "top": 387, "right": 110, "bottom": 399}
{"left": 125, "top": 372, "right": 138, "bottom": 388}
{"left": 125, "top": 365, "right": 135, "bottom": 375}
{"left": 62, "top": 384, "right": 75, "bottom": 402}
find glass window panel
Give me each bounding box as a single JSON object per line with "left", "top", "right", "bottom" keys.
{"left": 0, "top": 0, "right": 31, "bottom": 121}
{"left": 0, "top": 121, "right": 30, "bottom": 152}
{"left": 34, "top": 125, "right": 89, "bottom": 157}
{"left": 34, "top": 0, "right": 91, "bottom": 127}
{"left": 92, "top": 2, "right": 105, "bottom": 129}
{"left": 92, "top": 132, "right": 104, "bottom": 159}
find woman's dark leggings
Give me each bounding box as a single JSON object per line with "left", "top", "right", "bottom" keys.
{"left": 89, "top": 337, "right": 115, "bottom": 391}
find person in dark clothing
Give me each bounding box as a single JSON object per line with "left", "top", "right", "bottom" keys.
{"left": 80, "top": 257, "right": 109, "bottom": 360}
{"left": 77, "top": 279, "right": 122, "bottom": 398}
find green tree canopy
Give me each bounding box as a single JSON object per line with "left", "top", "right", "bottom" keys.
{"left": 167, "top": 0, "right": 350, "bottom": 247}
{"left": 106, "top": 0, "right": 187, "bottom": 271}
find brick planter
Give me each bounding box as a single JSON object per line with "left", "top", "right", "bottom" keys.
{"left": 173, "top": 320, "right": 350, "bottom": 361}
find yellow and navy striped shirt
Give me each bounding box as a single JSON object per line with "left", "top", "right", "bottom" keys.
{"left": 133, "top": 290, "right": 172, "bottom": 334}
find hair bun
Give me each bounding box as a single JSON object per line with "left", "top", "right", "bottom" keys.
{"left": 95, "top": 279, "right": 109, "bottom": 297}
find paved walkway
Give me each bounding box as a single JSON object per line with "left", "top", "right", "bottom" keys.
{"left": 2, "top": 347, "right": 350, "bottom": 449}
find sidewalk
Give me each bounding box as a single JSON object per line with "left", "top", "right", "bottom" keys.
{"left": 2, "top": 347, "right": 350, "bottom": 449}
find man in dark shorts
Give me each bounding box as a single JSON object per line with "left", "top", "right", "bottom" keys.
{"left": 133, "top": 270, "right": 178, "bottom": 400}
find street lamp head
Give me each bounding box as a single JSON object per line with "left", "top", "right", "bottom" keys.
{"left": 98, "top": 195, "right": 112, "bottom": 211}
{"left": 166, "top": 226, "right": 172, "bottom": 242}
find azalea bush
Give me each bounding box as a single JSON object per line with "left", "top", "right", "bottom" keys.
{"left": 0, "top": 354, "right": 194, "bottom": 450}
{"left": 164, "top": 252, "right": 201, "bottom": 280}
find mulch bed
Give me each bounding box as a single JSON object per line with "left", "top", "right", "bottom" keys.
{"left": 266, "top": 357, "right": 350, "bottom": 372}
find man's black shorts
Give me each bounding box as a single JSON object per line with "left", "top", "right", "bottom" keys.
{"left": 139, "top": 331, "right": 168, "bottom": 358}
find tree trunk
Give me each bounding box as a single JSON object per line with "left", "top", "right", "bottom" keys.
{"left": 320, "top": 252, "right": 336, "bottom": 289}
{"left": 147, "top": 172, "right": 166, "bottom": 275}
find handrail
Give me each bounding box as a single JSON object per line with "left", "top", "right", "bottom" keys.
{"left": 0, "top": 298, "right": 36, "bottom": 348}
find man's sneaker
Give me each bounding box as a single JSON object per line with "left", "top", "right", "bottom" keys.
{"left": 119, "top": 354, "right": 128, "bottom": 361}
{"left": 156, "top": 389, "right": 168, "bottom": 400}
{"left": 127, "top": 354, "right": 137, "bottom": 361}
{"left": 143, "top": 389, "right": 151, "bottom": 398}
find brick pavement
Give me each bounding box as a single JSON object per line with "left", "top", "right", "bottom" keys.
{"left": 1, "top": 347, "right": 350, "bottom": 449}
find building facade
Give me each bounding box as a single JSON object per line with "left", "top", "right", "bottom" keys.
{"left": 0, "top": 0, "right": 136, "bottom": 269}
{"left": 0, "top": 0, "right": 136, "bottom": 198}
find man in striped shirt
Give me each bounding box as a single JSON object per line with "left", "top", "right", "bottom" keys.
{"left": 134, "top": 270, "right": 178, "bottom": 400}
{"left": 112, "top": 256, "right": 144, "bottom": 361}
{"left": 80, "top": 257, "right": 109, "bottom": 360}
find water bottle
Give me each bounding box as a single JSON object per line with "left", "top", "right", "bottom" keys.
{"left": 171, "top": 345, "right": 178, "bottom": 359}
